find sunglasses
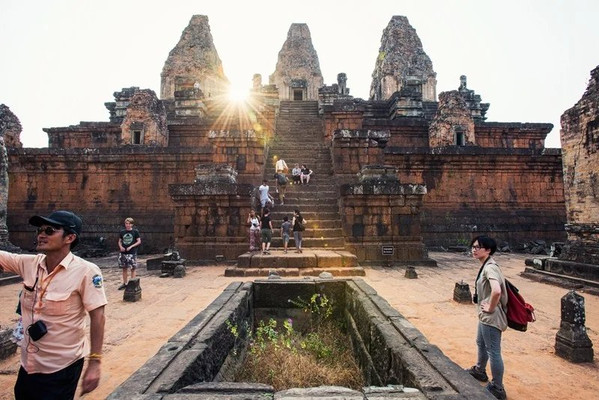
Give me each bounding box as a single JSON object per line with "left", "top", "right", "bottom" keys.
{"left": 36, "top": 226, "right": 61, "bottom": 236}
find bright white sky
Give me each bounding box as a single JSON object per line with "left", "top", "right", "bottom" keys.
{"left": 1, "top": 0, "right": 597, "bottom": 148}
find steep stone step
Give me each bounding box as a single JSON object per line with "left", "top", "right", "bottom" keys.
{"left": 265, "top": 211, "right": 341, "bottom": 220}
{"left": 269, "top": 207, "right": 339, "bottom": 216}
{"left": 227, "top": 249, "right": 364, "bottom": 277}
{"left": 268, "top": 236, "right": 346, "bottom": 248}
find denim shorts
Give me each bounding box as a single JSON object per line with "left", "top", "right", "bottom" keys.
{"left": 282, "top": 233, "right": 290, "bottom": 243}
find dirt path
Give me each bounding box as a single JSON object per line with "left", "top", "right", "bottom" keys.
{"left": 1, "top": 252, "right": 597, "bottom": 399}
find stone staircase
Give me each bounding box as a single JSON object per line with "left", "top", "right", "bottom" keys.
{"left": 267, "top": 101, "right": 345, "bottom": 249}
{"left": 227, "top": 101, "right": 363, "bottom": 277}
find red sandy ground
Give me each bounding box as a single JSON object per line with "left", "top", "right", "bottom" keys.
{"left": 1, "top": 251, "right": 598, "bottom": 399}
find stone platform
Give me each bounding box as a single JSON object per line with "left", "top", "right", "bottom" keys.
{"left": 225, "top": 249, "right": 365, "bottom": 277}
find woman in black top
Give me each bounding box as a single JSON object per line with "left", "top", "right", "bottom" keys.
{"left": 260, "top": 208, "right": 273, "bottom": 255}
{"left": 292, "top": 209, "right": 308, "bottom": 253}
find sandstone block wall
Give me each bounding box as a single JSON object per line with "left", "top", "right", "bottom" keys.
{"left": 390, "top": 151, "right": 566, "bottom": 246}
{"left": 6, "top": 142, "right": 265, "bottom": 253}
{"left": 44, "top": 123, "right": 122, "bottom": 148}
{"left": 169, "top": 183, "right": 255, "bottom": 261}
{"left": 340, "top": 183, "right": 432, "bottom": 263}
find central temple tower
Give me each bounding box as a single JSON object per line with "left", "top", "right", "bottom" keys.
{"left": 270, "top": 23, "right": 323, "bottom": 101}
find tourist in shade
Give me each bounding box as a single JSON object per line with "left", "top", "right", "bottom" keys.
{"left": 247, "top": 210, "right": 261, "bottom": 252}
{"left": 292, "top": 209, "right": 307, "bottom": 253}
{"left": 300, "top": 164, "right": 313, "bottom": 185}
{"left": 280, "top": 216, "right": 291, "bottom": 254}
{"left": 261, "top": 208, "right": 273, "bottom": 255}
{"left": 117, "top": 217, "right": 142, "bottom": 290}
{"left": 465, "top": 235, "right": 508, "bottom": 400}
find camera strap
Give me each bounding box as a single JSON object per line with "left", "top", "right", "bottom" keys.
{"left": 473, "top": 256, "right": 491, "bottom": 302}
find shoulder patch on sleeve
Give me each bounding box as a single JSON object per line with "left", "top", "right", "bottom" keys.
{"left": 92, "top": 274, "right": 103, "bottom": 288}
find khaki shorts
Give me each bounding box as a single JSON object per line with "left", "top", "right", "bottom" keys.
{"left": 261, "top": 229, "right": 272, "bottom": 243}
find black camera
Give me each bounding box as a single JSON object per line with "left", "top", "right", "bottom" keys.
{"left": 472, "top": 294, "right": 478, "bottom": 304}
{"left": 28, "top": 320, "right": 48, "bottom": 341}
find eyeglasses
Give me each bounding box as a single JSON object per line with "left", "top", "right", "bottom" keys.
{"left": 471, "top": 245, "right": 482, "bottom": 251}
{"left": 36, "top": 226, "right": 61, "bottom": 236}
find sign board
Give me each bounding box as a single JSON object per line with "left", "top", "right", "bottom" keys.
{"left": 381, "top": 245, "right": 394, "bottom": 256}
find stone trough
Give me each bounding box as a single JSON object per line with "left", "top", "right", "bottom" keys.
{"left": 108, "top": 279, "right": 494, "bottom": 399}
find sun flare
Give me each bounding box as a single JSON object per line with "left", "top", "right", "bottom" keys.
{"left": 228, "top": 86, "right": 249, "bottom": 102}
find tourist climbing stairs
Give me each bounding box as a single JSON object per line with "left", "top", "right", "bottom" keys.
{"left": 228, "top": 101, "right": 363, "bottom": 277}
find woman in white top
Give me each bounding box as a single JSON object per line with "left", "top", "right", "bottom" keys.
{"left": 246, "top": 210, "right": 261, "bottom": 251}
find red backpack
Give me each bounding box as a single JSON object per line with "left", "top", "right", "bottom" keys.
{"left": 505, "top": 279, "right": 536, "bottom": 331}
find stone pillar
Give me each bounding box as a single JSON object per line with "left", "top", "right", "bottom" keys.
{"left": 0, "top": 135, "right": 9, "bottom": 245}
{"left": 339, "top": 165, "right": 436, "bottom": 265}
{"left": 453, "top": 281, "right": 472, "bottom": 304}
{"left": 0, "top": 328, "right": 17, "bottom": 360}
{"left": 252, "top": 74, "right": 262, "bottom": 90}
{"left": 169, "top": 164, "right": 254, "bottom": 261}
{"left": 337, "top": 73, "right": 348, "bottom": 95}
{"left": 555, "top": 291, "right": 594, "bottom": 363}
{"left": 404, "top": 266, "right": 418, "bottom": 279}
{"left": 123, "top": 278, "right": 142, "bottom": 302}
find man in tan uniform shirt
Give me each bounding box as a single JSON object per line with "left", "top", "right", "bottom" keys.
{"left": 0, "top": 210, "right": 107, "bottom": 399}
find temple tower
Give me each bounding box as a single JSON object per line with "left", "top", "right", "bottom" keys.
{"left": 160, "top": 15, "right": 229, "bottom": 100}
{"left": 0, "top": 104, "right": 22, "bottom": 249}
{"left": 559, "top": 66, "right": 599, "bottom": 265}
{"left": 270, "top": 23, "right": 323, "bottom": 101}
{"left": 428, "top": 91, "right": 475, "bottom": 147}
{"left": 370, "top": 16, "right": 437, "bottom": 101}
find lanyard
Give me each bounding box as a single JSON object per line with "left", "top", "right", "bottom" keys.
{"left": 36, "top": 266, "right": 61, "bottom": 308}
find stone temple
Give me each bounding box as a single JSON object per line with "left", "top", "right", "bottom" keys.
{"left": 2, "top": 14, "right": 593, "bottom": 275}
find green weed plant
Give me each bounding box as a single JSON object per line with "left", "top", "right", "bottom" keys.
{"left": 227, "top": 294, "right": 363, "bottom": 390}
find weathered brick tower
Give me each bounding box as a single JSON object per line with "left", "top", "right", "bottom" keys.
{"left": 545, "top": 66, "right": 599, "bottom": 279}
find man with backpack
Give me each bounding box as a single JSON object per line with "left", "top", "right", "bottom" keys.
{"left": 275, "top": 172, "right": 288, "bottom": 205}
{"left": 466, "top": 235, "right": 508, "bottom": 400}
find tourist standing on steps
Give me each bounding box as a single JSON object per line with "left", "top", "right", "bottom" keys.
{"left": 274, "top": 158, "right": 289, "bottom": 192}
{"left": 118, "top": 217, "right": 141, "bottom": 290}
{"left": 300, "top": 164, "right": 313, "bottom": 185}
{"left": 261, "top": 208, "right": 273, "bottom": 255}
{"left": 247, "top": 210, "right": 261, "bottom": 252}
{"left": 280, "top": 216, "right": 291, "bottom": 254}
{"left": 0, "top": 210, "right": 107, "bottom": 399}
{"left": 292, "top": 209, "right": 307, "bottom": 253}
{"left": 291, "top": 163, "right": 301, "bottom": 184}
{"left": 275, "top": 158, "right": 288, "bottom": 174}
{"left": 466, "top": 235, "right": 508, "bottom": 400}
{"left": 258, "top": 179, "right": 273, "bottom": 215}
{"left": 275, "top": 172, "right": 288, "bottom": 205}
